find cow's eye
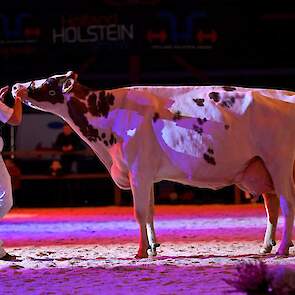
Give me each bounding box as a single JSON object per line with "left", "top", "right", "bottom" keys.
{"left": 49, "top": 90, "right": 56, "bottom": 96}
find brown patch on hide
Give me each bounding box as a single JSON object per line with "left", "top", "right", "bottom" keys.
{"left": 88, "top": 93, "right": 99, "bottom": 116}
{"left": 71, "top": 83, "right": 91, "bottom": 100}
{"left": 73, "top": 89, "right": 118, "bottom": 146}
{"left": 223, "top": 86, "right": 236, "bottom": 91}
{"left": 221, "top": 96, "right": 235, "bottom": 108}
{"left": 203, "top": 153, "right": 216, "bottom": 165}
{"left": 153, "top": 112, "right": 160, "bottom": 122}
{"left": 109, "top": 133, "right": 116, "bottom": 145}
{"left": 98, "top": 91, "right": 115, "bottom": 118}
{"left": 207, "top": 148, "right": 214, "bottom": 155}
{"left": 28, "top": 78, "right": 64, "bottom": 104}
{"left": 197, "top": 117, "right": 207, "bottom": 125}
{"left": 193, "top": 98, "right": 205, "bottom": 107}
{"left": 67, "top": 96, "right": 100, "bottom": 142}
{"left": 209, "top": 92, "right": 220, "bottom": 103}
{"left": 193, "top": 124, "right": 203, "bottom": 135}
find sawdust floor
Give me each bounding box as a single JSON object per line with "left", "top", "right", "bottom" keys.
{"left": 1, "top": 204, "right": 295, "bottom": 294}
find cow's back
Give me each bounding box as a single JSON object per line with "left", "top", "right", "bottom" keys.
{"left": 134, "top": 86, "right": 295, "bottom": 189}
{"left": 126, "top": 86, "right": 255, "bottom": 188}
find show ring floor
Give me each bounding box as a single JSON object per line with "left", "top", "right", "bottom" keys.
{"left": 1, "top": 204, "right": 295, "bottom": 294}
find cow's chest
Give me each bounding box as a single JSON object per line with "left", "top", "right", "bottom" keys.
{"left": 109, "top": 145, "right": 131, "bottom": 189}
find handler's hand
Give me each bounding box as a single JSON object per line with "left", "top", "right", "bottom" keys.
{"left": 0, "top": 86, "right": 9, "bottom": 101}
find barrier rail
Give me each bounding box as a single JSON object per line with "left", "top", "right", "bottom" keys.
{"left": 3, "top": 149, "right": 123, "bottom": 206}
{"left": 3, "top": 150, "right": 242, "bottom": 204}
{"left": 19, "top": 172, "right": 122, "bottom": 206}
{"left": 2, "top": 149, "right": 95, "bottom": 158}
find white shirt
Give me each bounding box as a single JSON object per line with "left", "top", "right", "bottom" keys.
{"left": 0, "top": 101, "right": 13, "bottom": 151}
{"left": 0, "top": 100, "right": 13, "bottom": 124}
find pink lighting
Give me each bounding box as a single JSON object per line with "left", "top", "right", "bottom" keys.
{"left": 0, "top": 205, "right": 294, "bottom": 294}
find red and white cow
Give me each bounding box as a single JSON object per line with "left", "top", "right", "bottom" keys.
{"left": 12, "top": 71, "right": 295, "bottom": 258}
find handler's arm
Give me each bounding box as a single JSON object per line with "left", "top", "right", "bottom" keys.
{"left": 7, "top": 96, "right": 22, "bottom": 126}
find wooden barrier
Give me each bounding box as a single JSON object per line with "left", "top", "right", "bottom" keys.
{"left": 4, "top": 150, "right": 243, "bottom": 205}
{"left": 19, "top": 173, "right": 122, "bottom": 206}
{"left": 3, "top": 150, "right": 122, "bottom": 205}
{"left": 3, "top": 149, "right": 95, "bottom": 159}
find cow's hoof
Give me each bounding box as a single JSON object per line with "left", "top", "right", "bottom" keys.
{"left": 276, "top": 241, "right": 293, "bottom": 256}
{"left": 135, "top": 249, "right": 149, "bottom": 259}
{"left": 135, "top": 253, "right": 148, "bottom": 259}
{"left": 260, "top": 240, "right": 276, "bottom": 254}
{"left": 276, "top": 245, "right": 291, "bottom": 256}
{"left": 0, "top": 253, "right": 19, "bottom": 261}
{"left": 260, "top": 245, "right": 272, "bottom": 254}
{"left": 147, "top": 248, "right": 157, "bottom": 256}
{"left": 276, "top": 249, "right": 289, "bottom": 256}
{"left": 147, "top": 243, "right": 160, "bottom": 257}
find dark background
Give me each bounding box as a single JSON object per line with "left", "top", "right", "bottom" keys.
{"left": 1, "top": 0, "right": 295, "bottom": 89}
{"left": 1, "top": 0, "right": 294, "bottom": 206}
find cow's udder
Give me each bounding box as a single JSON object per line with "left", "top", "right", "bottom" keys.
{"left": 235, "top": 156, "right": 274, "bottom": 196}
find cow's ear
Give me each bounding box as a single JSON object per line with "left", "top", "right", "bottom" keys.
{"left": 62, "top": 78, "right": 75, "bottom": 93}
{"left": 66, "top": 71, "right": 78, "bottom": 80}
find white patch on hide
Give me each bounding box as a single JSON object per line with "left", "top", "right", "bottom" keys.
{"left": 34, "top": 79, "right": 46, "bottom": 88}
{"left": 161, "top": 121, "right": 210, "bottom": 157}
{"left": 127, "top": 128, "right": 136, "bottom": 137}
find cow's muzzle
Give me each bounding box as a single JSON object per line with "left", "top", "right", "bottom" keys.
{"left": 11, "top": 83, "right": 29, "bottom": 100}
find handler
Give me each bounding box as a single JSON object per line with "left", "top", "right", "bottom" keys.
{"left": 0, "top": 86, "right": 22, "bottom": 261}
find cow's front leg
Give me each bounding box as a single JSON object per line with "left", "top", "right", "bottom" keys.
{"left": 277, "top": 195, "right": 294, "bottom": 256}
{"left": 130, "top": 175, "right": 152, "bottom": 258}
{"left": 260, "top": 193, "right": 279, "bottom": 254}
{"left": 146, "top": 185, "right": 160, "bottom": 256}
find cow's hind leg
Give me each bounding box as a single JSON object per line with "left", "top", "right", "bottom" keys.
{"left": 146, "top": 185, "right": 160, "bottom": 256}
{"left": 269, "top": 163, "right": 295, "bottom": 256}
{"left": 260, "top": 193, "right": 279, "bottom": 254}
{"left": 277, "top": 193, "right": 294, "bottom": 255}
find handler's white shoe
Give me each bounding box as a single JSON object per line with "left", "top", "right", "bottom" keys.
{"left": 0, "top": 253, "right": 17, "bottom": 261}
{"left": 0, "top": 246, "right": 17, "bottom": 261}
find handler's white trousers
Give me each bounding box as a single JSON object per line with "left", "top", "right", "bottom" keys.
{"left": 0, "top": 138, "right": 13, "bottom": 257}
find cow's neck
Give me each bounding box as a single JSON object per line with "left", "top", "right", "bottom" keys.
{"left": 64, "top": 85, "right": 129, "bottom": 174}
{"left": 66, "top": 115, "right": 114, "bottom": 174}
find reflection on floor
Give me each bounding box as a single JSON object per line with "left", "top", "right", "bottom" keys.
{"left": 0, "top": 204, "right": 294, "bottom": 294}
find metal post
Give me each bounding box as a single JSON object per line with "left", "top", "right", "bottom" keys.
{"left": 114, "top": 185, "right": 122, "bottom": 206}
{"left": 234, "top": 185, "right": 241, "bottom": 204}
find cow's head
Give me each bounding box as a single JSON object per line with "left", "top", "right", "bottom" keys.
{"left": 12, "top": 71, "right": 118, "bottom": 146}
{"left": 12, "top": 71, "right": 78, "bottom": 113}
